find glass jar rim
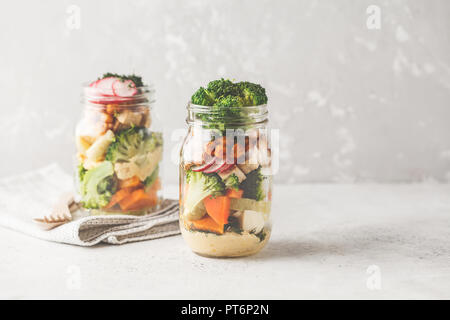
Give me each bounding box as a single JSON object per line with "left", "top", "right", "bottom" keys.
{"left": 188, "top": 101, "right": 268, "bottom": 110}
{"left": 186, "top": 101, "right": 268, "bottom": 127}
{"left": 82, "top": 82, "right": 155, "bottom": 107}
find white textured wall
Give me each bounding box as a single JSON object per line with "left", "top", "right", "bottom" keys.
{"left": 0, "top": 0, "right": 449, "bottom": 183}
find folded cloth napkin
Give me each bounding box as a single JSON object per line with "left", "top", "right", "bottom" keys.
{"left": 0, "top": 163, "right": 180, "bottom": 246}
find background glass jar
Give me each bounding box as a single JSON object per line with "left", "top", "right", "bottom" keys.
{"left": 179, "top": 102, "right": 273, "bottom": 257}
{"left": 75, "top": 85, "right": 163, "bottom": 215}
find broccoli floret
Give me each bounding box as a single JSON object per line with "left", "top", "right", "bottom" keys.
{"left": 78, "top": 163, "right": 87, "bottom": 182}
{"left": 215, "top": 95, "right": 245, "bottom": 108}
{"left": 238, "top": 81, "right": 268, "bottom": 106}
{"left": 80, "top": 161, "right": 117, "bottom": 209}
{"left": 191, "top": 87, "right": 215, "bottom": 106}
{"left": 206, "top": 78, "right": 241, "bottom": 99}
{"left": 184, "top": 170, "right": 225, "bottom": 218}
{"left": 144, "top": 165, "right": 159, "bottom": 190}
{"left": 224, "top": 173, "right": 240, "bottom": 190}
{"left": 191, "top": 79, "right": 267, "bottom": 131}
{"left": 101, "top": 73, "right": 144, "bottom": 87}
{"left": 105, "top": 127, "right": 162, "bottom": 163}
{"left": 239, "top": 166, "right": 265, "bottom": 201}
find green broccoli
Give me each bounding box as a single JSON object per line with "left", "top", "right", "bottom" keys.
{"left": 224, "top": 173, "right": 240, "bottom": 190}
{"left": 191, "top": 87, "right": 215, "bottom": 106}
{"left": 190, "top": 79, "right": 267, "bottom": 131}
{"left": 78, "top": 163, "right": 87, "bottom": 182}
{"left": 206, "top": 78, "right": 241, "bottom": 99}
{"left": 238, "top": 81, "right": 268, "bottom": 106}
{"left": 80, "top": 161, "right": 117, "bottom": 209}
{"left": 184, "top": 170, "right": 225, "bottom": 219}
{"left": 215, "top": 95, "right": 245, "bottom": 108}
{"left": 105, "top": 127, "right": 162, "bottom": 163}
{"left": 239, "top": 166, "right": 265, "bottom": 201}
{"left": 144, "top": 165, "right": 159, "bottom": 190}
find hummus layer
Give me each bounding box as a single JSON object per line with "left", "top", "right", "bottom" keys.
{"left": 180, "top": 223, "right": 271, "bottom": 257}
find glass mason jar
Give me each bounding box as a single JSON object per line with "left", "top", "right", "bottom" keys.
{"left": 179, "top": 102, "right": 273, "bottom": 257}
{"left": 75, "top": 84, "right": 163, "bottom": 215}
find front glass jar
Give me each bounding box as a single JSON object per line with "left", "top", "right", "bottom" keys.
{"left": 179, "top": 103, "right": 273, "bottom": 257}
{"left": 75, "top": 82, "right": 163, "bottom": 215}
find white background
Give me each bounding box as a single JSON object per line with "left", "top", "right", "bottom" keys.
{"left": 0, "top": 0, "right": 449, "bottom": 184}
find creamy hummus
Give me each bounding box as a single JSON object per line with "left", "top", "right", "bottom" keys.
{"left": 180, "top": 222, "right": 271, "bottom": 257}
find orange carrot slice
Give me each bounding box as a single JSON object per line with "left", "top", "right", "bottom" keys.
{"left": 119, "top": 189, "right": 155, "bottom": 211}
{"left": 190, "top": 216, "right": 224, "bottom": 235}
{"left": 203, "top": 195, "right": 230, "bottom": 226}
{"left": 118, "top": 176, "right": 142, "bottom": 189}
{"left": 105, "top": 188, "right": 131, "bottom": 209}
{"left": 226, "top": 189, "right": 243, "bottom": 199}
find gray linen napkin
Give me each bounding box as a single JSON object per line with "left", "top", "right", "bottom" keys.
{"left": 0, "top": 163, "right": 180, "bottom": 246}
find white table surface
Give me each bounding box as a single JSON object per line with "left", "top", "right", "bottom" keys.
{"left": 0, "top": 184, "right": 449, "bottom": 300}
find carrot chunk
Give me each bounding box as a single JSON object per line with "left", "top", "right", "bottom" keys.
{"left": 119, "top": 188, "right": 156, "bottom": 211}
{"left": 118, "top": 176, "right": 142, "bottom": 189}
{"left": 203, "top": 195, "right": 230, "bottom": 226}
{"left": 105, "top": 188, "right": 131, "bottom": 209}
{"left": 226, "top": 189, "right": 243, "bottom": 199}
{"left": 190, "top": 216, "right": 224, "bottom": 235}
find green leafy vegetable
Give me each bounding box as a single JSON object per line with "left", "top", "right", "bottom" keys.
{"left": 101, "top": 73, "right": 144, "bottom": 87}
{"left": 238, "top": 81, "right": 268, "bottom": 106}
{"left": 78, "top": 163, "right": 87, "bottom": 182}
{"left": 239, "top": 166, "right": 265, "bottom": 201}
{"left": 184, "top": 170, "right": 225, "bottom": 218}
{"left": 105, "top": 127, "right": 162, "bottom": 163}
{"left": 190, "top": 79, "right": 267, "bottom": 131}
{"left": 224, "top": 215, "right": 243, "bottom": 234}
{"left": 254, "top": 229, "right": 267, "bottom": 242}
{"left": 191, "top": 87, "right": 215, "bottom": 106}
{"left": 224, "top": 173, "right": 240, "bottom": 191}
{"left": 206, "top": 79, "right": 241, "bottom": 99}
{"left": 80, "top": 161, "right": 117, "bottom": 209}
{"left": 144, "top": 165, "right": 159, "bottom": 190}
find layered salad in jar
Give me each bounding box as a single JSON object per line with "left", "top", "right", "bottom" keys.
{"left": 180, "top": 79, "right": 272, "bottom": 257}
{"left": 76, "top": 73, "right": 163, "bottom": 215}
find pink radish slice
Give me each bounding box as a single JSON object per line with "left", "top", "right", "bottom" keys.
{"left": 219, "top": 163, "right": 234, "bottom": 173}
{"left": 96, "top": 77, "right": 118, "bottom": 96}
{"left": 191, "top": 158, "right": 216, "bottom": 172}
{"left": 112, "top": 79, "right": 138, "bottom": 97}
{"left": 203, "top": 160, "right": 227, "bottom": 174}
{"left": 89, "top": 79, "right": 100, "bottom": 87}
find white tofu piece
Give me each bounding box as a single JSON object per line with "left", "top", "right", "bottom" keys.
{"left": 218, "top": 165, "right": 246, "bottom": 183}
{"left": 239, "top": 210, "right": 265, "bottom": 234}
{"left": 237, "top": 163, "right": 259, "bottom": 175}
{"left": 117, "top": 110, "right": 142, "bottom": 127}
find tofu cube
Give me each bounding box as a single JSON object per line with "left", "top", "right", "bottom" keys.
{"left": 218, "top": 165, "right": 246, "bottom": 183}
{"left": 239, "top": 210, "right": 265, "bottom": 234}
{"left": 117, "top": 110, "right": 142, "bottom": 127}
{"left": 237, "top": 163, "right": 259, "bottom": 175}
